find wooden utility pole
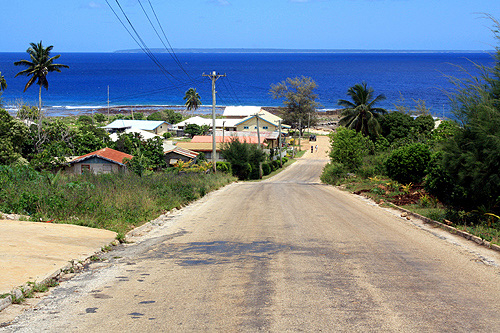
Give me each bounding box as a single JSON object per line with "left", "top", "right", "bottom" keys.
{"left": 203, "top": 71, "right": 226, "bottom": 172}
{"left": 278, "top": 120, "right": 282, "bottom": 167}
{"left": 298, "top": 118, "right": 302, "bottom": 151}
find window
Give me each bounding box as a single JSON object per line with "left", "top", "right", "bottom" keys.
{"left": 263, "top": 126, "right": 268, "bottom": 130}
{"left": 243, "top": 126, "right": 249, "bottom": 129}
{"left": 81, "top": 164, "right": 90, "bottom": 174}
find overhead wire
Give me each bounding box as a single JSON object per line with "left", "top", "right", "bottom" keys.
{"left": 144, "top": 0, "right": 191, "bottom": 79}
{"left": 106, "top": 0, "right": 180, "bottom": 83}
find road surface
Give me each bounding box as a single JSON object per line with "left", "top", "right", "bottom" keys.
{"left": 2, "top": 136, "right": 500, "bottom": 332}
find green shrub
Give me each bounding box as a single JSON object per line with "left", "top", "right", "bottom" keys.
{"left": 380, "top": 111, "right": 413, "bottom": 143}
{"left": 385, "top": 143, "right": 431, "bottom": 184}
{"left": 271, "top": 160, "right": 280, "bottom": 171}
{"left": 329, "top": 128, "right": 371, "bottom": 171}
{"left": 282, "top": 156, "right": 288, "bottom": 164}
{"left": 216, "top": 161, "right": 232, "bottom": 173}
{"left": 262, "top": 163, "right": 271, "bottom": 176}
{"left": 320, "top": 162, "right": 347, "bottom": 185}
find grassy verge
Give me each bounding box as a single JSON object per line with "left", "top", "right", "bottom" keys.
{"left": 0, "top": 165, "right": 236, "bottom": 236}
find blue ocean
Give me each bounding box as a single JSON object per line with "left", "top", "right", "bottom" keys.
{"left": 0, "top": 51, "right": 495, "bottom": 117}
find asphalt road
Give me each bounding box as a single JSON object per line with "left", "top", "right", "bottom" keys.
{"left": 3, "top": 139, "right": 500, "bottom": 332}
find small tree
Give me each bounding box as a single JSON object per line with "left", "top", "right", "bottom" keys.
{"left": 184, "top": 123, "right": 202, "bottom": 137}
{"left": 329, "top": 127, "right": 372, "bottom": 171}
{"left": 270, "top": 76, "right": 319, "bottom": 135}
{"left": 220, "top": 139, "right": 265, "bottom": 180}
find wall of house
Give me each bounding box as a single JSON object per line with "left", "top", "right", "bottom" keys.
{"left": 66, "top": 157, "right": 125, "bottom": 174}
{"left": 164, "top": 152, "right": 197, "bottom": 166}
{"left": 153, "top": 123, "right": 169, "bottom": 135}
{"left": 236, "top": 118, "right": 277, "bottom": 132}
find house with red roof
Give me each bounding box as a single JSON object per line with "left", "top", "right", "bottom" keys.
{"left": 65, "top": 148, "right": 133, "bottom": 174}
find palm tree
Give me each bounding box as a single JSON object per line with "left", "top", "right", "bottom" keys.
{"left": 338, "top": 82, "right": 387, "bottom": 137}
{"left": 0, "top": 71, "right": 6, "bottom": 91}
{"left": 183, "top": 88, "right": 201, "bottom": 114}
{"left": 14, "top": 41, "right": 68, "bottom": 134}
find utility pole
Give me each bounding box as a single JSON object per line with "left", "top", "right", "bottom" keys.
{"left": 256, "top": 114, "right": 261, "bottom": 149}
{"left": 222, "top": 120, "right": 226, "bottom": 143}
{"left": 203, "top": 71, "right": 226, "bottom": 172}
{"left": 278, "top": 120, "right": 282, "bottom": 167}
{"left": 298, "top": 118, "right": 302, "bottom": 151}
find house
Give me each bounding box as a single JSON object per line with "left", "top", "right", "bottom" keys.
{"left": 235, "top": 114, "right": 291, "bottom": 132}
{"left": 172, "top": 116, "right": 240, "bottom": 135}
{"left": 65, "top": 148, "right": 133, "bottom": 174}
{"left": 191, "top": 134, "right": 267, "bottom": 146}
{"left": 223, "top": 106, "right": 262, "bottom": 119}
{"left": 103, "top": 120, "right": 171, "bottom": 135}
{"left": 175, "top": 142, "right": 225, "bottom": 161}
{"left": 108, "top": 127, "right": 161, "bottom": 141}
{"left": 163, "top": 143, "right": 199, "bottom": 166}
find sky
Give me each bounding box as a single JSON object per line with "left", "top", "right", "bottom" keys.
{"left": 2, "top": 0, "right": 500, "bottom": 52}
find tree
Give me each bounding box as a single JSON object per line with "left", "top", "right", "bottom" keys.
{"left": 184, "top": 123, "right": 203, "bottom": 137}
{"left": 270, "top": 76, "right": 319, "bottom": 135}
{"left": 220, "top": 138, "right": 266, "bottom": 180}
{"left": 329, "top": 127, "right": 372, "bottom": 171}
{"left": 338, "top": 82, "right": 387, "bottom": 138}
{"left": 14, "top": 41, "right": 69, "bottom": 145}
{"left": 427, "top": 16, "right": 500, "bottom": 215}
{"left": 0, "top": 109, "right": 29, "bottom": 165}
{"left": 183, "top": 88, "right": 202, "bottom": 114}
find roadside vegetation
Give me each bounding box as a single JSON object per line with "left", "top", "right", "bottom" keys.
{"left": 0, "top": 164, "right": 235, "bottom": 237}
{"left": 321, "top": 17, "right": 500, "bottom": 245}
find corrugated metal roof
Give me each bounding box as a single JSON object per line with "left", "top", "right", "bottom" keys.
{"left": 70, "top": 148, "right": 133, "bottom": 166}
{"left": 191, "top": 135, "right": 267, "bottom": 144}
{"left": 223, "top": 106, "right": 262, "bottom": 117}
{"left": 103, "top": 120, "right": 168, "bottom": 131}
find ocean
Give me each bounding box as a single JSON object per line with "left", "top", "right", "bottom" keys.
{"left": 0, "top": 51, "right": 495, "bottom": 117}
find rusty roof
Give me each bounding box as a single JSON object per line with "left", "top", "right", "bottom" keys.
{"left": 70, "top": 148, "right": 133, "bottom": 166}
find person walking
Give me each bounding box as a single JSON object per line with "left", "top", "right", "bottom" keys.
{"left": 315, "top": 145, "right": 318, "bottom": 153}
{"left": 311, "top": 145, "right": 314, "bottom": 153}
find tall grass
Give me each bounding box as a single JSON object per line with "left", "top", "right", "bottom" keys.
{"left": 0, "top": 165, "right": 235, "bottom": 234}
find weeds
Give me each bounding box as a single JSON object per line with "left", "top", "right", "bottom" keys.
{"left": 0, "top": 165, "right": 235, "bottom": 235}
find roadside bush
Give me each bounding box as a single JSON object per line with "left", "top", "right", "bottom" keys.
{"left": 320, "top": 162, "right": 347, "bottom": 185}
{"left": 271, "top": 160, "right": 280, "bottom": 171}
{"left": 413, "top": 114, "right": 435, "bottom": 134}
{"left": 329, "top": 127, "right": 371, "bottom": 171}
{"left": 385, "top": 142, "right": 431, "bottom": 184}
{"left": 262, "top": 163, "right": 271, "bottom": 176}
{"left": 282, "top": 156, "right": 288, "bottom": 164}
{"left": 216, "top": 161, "right": 231, "bottom": 173}
{"left": 380, "top": 111, "right": 413, "bottom": 143}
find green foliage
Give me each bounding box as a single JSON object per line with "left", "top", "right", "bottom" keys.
{"left": 320, "top": 162, "right": 347, "bottom": 185}
{"left": 0, "top": 109, "right": 29, "bottom": 165}
{"left": 385, "top": 143, "right": 431, "bottom": 184}
{"left": 380, "top": 111, "right": 414, "bottom": 143}
{"left": 0, "top": 165, "right": 235, "bottom": 234}
{"left": 94, "top": 113, "right": 106, "bottom": 123}
{"left": 77, "top": 115, "right": 93, "bottom": 125}
{"left": 184, "top": 88, "right": 202, "bottom": 112}
{"left": 429, "top": 120, "right": 459, "bottom": 143}
{"left": 184, "top": 123, "right": 203, "bottom": 137}
{"left": 220, "top": 139, "right": 266, "bottom": 180}
{"left": 16, "top": 104, "right": 39, "bottom": 121}
{"left": 117, "top": 135, "right": 166, "bottom": 176}
{"left": 216, "top": 161, "right": 231, "bottom": 173}
{"left": 270, "top": 76, "right": 319, "bottom": 134}
{"left": 329, "top": 127, "right": 371, "bottom": 171}
{"left": 149, "top": 109, "right": 183, "bottom": 124}
{"left": 262, "top": 162, "right": 271, "bottom": 176}
{"left": 413, "top": 114, "right": 435, "bottom": 134}
{"left": 429, "top": 16, "right": 500, "bottom": 215}
{"left": 338, "top": 82, "right": 387, "bottom": 138}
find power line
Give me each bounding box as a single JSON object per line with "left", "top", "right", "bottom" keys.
{"left": 137, "top": 0, "right": 192, "bottom": 79}
{"left": 144, "top": 0, "right": 191, "bottom": 79}
{"left": 106, "top": 0, "right": 179, "bottom": 83}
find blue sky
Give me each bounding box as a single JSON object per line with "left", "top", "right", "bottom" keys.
{"left": 2, "top": 0, "right": 500, "bottom": 52}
